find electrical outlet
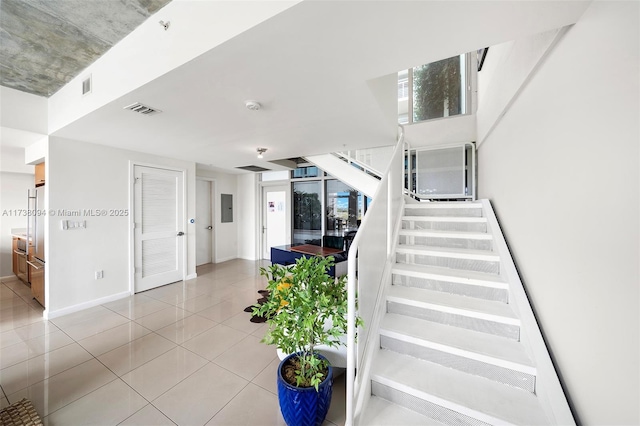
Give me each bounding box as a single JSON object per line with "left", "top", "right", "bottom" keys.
{"left": 95, "top": 270, "right": 104, "bottom": 280}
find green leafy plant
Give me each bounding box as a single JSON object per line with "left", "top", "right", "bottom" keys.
{"left": 254, "top": 255, "right": 362, "bottom": 391}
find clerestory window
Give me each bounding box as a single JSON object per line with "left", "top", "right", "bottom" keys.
{"left": 398, "top": 53, "right": 471, "bottom": 125}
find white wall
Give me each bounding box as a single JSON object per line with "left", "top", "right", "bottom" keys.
{"left": 47, "top": 137, "right": 196, "bottom": 316}
{"left": 0, "top": 87, "right": 47, "bottom": 133}
{"left": 0, "top": 172, "right": 35, "bottom": 277}
{"left": 195, "top": 167, "right": 238, "bottom": 263}
{"left": 476, "top": 27, "right": 564, "bottom": 145}
{"left": 237, "top": 173, "right": 258, "bottom": 261}
{"left": 477, "top": 2, "right": 639, "bottom": 424}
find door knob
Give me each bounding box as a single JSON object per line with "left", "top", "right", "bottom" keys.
{"left": 177, "top": 232, "right": 185, "bottom": 236}
{"left": 207, "top": 226, "right": 213, "bottom": 230}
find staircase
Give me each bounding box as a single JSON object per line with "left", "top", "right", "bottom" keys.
{"left": 359, "top": 201, "right": 555, "bottom": 425}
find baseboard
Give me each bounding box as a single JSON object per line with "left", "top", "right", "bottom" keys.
{"left": 185, "top": 273, "right": 197, "bottom": 280}
{"left": 215, "top": 256, "right": 236, "bottom": 263}
{"left": 44, "top": 291, "right": 131, "bottom": 320}
{"left": 0, "top": 275, "right": 19, "bottom": 282}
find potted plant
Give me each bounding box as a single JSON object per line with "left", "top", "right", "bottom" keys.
{"left": 254, "top": 255, "right": 361, "bottom": 426}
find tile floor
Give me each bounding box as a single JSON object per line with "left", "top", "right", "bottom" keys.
{"left": 0, "top": 260, "right": 346, "bottom": 425}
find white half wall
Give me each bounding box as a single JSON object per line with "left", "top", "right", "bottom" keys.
{"left": 476, "top": 2, "right": 639, "bottom": 424}
{"left": 0, "top": 172, "right": 35, "bottom": 277}
{"left": 404, "top": 114, "right": 476, "bottom": 148}
{"left": 47, "top": 137, "right": 196, "bottom": 316}
{"left": 196, "top": 167, "right": 238, "bottom": 263}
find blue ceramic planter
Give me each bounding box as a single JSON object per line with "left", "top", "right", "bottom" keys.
{"left": 277, "top": 352, "right": 333, "bottom": 426}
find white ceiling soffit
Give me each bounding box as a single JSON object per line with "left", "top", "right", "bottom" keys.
{"left": 50, "top": 1, "right": 590, "bottom": 173}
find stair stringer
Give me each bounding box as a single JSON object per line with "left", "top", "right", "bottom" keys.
{"left": 480, "top": 199, "right": 574, "bottom": 425}
{"left": 304, "top": 153, "right": 379, "bottom": 198}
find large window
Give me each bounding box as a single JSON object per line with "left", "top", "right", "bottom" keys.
{"left": 288, "top": 166, "right": 370, "bottom": 245}
{"left": 398, "top": 53, "right": 470, "bottom": 125}
{"left": 292, "top": 181, "right": 322, "bottom": 245}
{"left": 326, "top": 180, "right": 361, "bottom": 232}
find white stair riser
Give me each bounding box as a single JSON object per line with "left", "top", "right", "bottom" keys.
{"left": 404, "top": 207, "right": 483, "bottom": 218}
{"left": 371, "top": 381, "right": 492, "bottom": 426}
{"left": 380, "top": 335, "right": 536, "bottom": 393}
{"left": 403, "top": 220, "right": 487, "bottom": 233}
{"left": 387, "top": 301, "right": 520, "bottom": 341}
{"left": 392, "top": 274, "right": 508, "bottom": 303}
{"left": 399, "top": 235, "right": 493, "bottom": 251}
{"left": 396, "top": 253, "right": 500, "bottom": 275}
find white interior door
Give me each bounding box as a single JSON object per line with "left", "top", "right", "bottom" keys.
{"left": 262, "top": 185, "right": 288, "bottom": 259}
{"left": 134, "top": 165, "right": 184, "bottom": 293}
{"left": 196, "top": 179, "right": 214, "bottom": 266}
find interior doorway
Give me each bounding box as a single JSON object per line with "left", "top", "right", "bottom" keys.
{"left": 262, "top": 184, "right": 289, "bottom": 259}
{"left": 133, "top": 165, "right": 185, "bottom": 293}
{"left": 196, "top": 179, "right": 215, "bottom": 266}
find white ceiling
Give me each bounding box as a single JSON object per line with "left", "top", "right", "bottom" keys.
{"left": 49, "top": 1, "right": 590, "bottom": 173}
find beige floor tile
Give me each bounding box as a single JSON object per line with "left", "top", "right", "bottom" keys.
{"left": 252, "top": 357, "right": 280, "bottom": 395}
{"left": 7, "top": 359, "right": 117, "bottom": 418}
{"left": 50, "top": 305, "right": 115, "bottom": 329}
{"left": 134, "top": 306, "right": 192, "bottom": 331}
{"left": 155, "top": 315, "right": 216, "bottom": 344}
{"left": 121, "top": 347, "right": 208, "bottom": 401}
{"left": 54, "top": 309, "right": 130, "bottom": 341}
{"left": 0, "top": 394, "right": 9, "bottom": 410}
{"left": 42, "top": 379, "right": 147, "bottom": 426}
{"left": 101, "top": 293, "right": 155, "bottom": 311}
{"left": 152, "top": 363, "right": 247, "bottom": 426}
{"left": 197, "top": 298, "right": 255, "bottom": 323}
{"left": 98, "top": 333, "right": 176, "bottom": 376}
{"left": 178, "top": 293, "right": 227, "bottom": 313}
{"left": 107, "top": 298, "right": 172, "bottom": 320}
{"left": 0, "top": 343, "right": 93, "bottom": 395}
{"left": 0, "top": 296, "right": 30, "bottom": 312}
{"left": 77, "top": 322, "right": 152, "bottom": 356}
{"left": 205, "top": 383, "right": 286, "bottom": 426}
{"left": 222, "top": 312, "right": 267, "bottom": 334}
{"left": 213, "top": 335, "right": 278, "bottom": 381}
{"left": 15, "top": 321, "right": 59, "bottom": 339}
{"left": 0, "top": 309, "right": 43, "bottom": 333}
{"left": 24, "top": 330, "right": 73, "bottom": 356}
{"left": 181, "top": 324, "right": 248, "bottom": 361}
{"left": 119, "top": 403, "right": 176, "bottom": 425}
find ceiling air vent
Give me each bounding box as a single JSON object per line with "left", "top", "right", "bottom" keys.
{"left": 236, "top": 165, "right": 270, "bottom": 172}
{"left": 123, "top": 102, "right": 162, "bottom": 116}
{"left": 82, "top": 75, "right": 92, "bottom": 95}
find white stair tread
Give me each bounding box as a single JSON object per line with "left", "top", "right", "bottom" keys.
{"left": 371, "top": 350, "right": 550, "bottom": 425}
{"left": 381, "top": 313, "right": 534, "bottom": 373}
{"left": 359, "top": 395, "right": 446, "bottom": 425}
{"left": 399, "top": 228, "right": 493, "bottom": 240}
{"left": 403, "top": 215, "right": 487, "bottom": 222}
{"left": 392, "top": 263, "right": 507, "bottom": 289}
{"left": 396, "top": 244, "right": 499, "bottom": 261}
{"left": 388, "top": 285, "right": 519, "bottom": 324}
{"left": 404, "top": 202, "right": 482, "bottom": 209}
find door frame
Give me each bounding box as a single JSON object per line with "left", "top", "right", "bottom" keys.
{"left": 128, "top": 161, "right": 188, "bottom": 295}
{"left": 196, "top": 177, "right": 216, "bottom": 265}
{"left": 260, "top": 181, "right": 292, "bottom": 260}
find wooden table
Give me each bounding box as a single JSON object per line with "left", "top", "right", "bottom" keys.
{"left": 270, "top": 244, "right": 346, "bottom": 276}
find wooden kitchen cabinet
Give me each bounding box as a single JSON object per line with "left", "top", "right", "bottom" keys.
{"left": 35, "top": 162, "right": 45, "bottom": 186}
{"left": 12, "top": 237, "right": 29, "bottom": 283}
{"left": 28, "top": 256, "right": 45, "bottom": 307}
